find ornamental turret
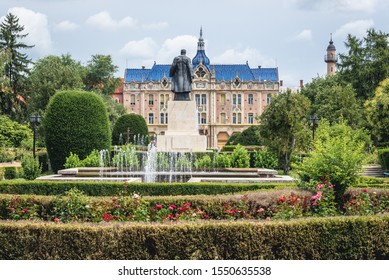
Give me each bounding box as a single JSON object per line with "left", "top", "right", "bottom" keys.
{"left": 192, "top": 27, "right": 210, "bottom": 70}
{"left": 324, "top": 34, "right": 337, "bottom": 76}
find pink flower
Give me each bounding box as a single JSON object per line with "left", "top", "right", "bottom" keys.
{"left": 54, "top": 218, "right": 60, "bottom": 223}
{"left": 156, "top": 204, "right": 162, "bottom": 210}
{"left": 167, "top": 214, "right": 174, "bottom": 220}
{"left": 114, "top": 204, "right": 119, "bottom": 209}
{"left": 183, "top": 202, "right": 191, "bottom": 208}
{"left": 168, "top": 204, "right": 177, "bottom": 210}
{"left": 21, "top": 208, "right": 28, "bottom": 214}
{"left": 103, "top": 213, "right": 114, "bottom": 222}
{"left": 328, "top": 184, "right": 333, "bottom": 189}
{"left": 257, "top": 208, "right": 265, "bottom": 213}
{"left": 203, "top": 214, "right": 209, "bottom": 219}
{"left": 317, "top": 183, "right": 323, "bottom": 189}
{"left": 112, "top": 197, "right": 118, "bottom": 202}
{"left": 9, "top": 207, "right": 15, "bottom": 212}
{"left": 266, "top": 217, "right": 271, "bottom": 221}
{"left": 362, "top": 189, "right": 368, "bottom": 193}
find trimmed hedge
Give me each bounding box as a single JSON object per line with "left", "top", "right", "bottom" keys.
{"left": 112, "top": 113, "right": 149, "bottom": 145}
{"left": 44, "top": 90, "right": 111, "bottom": 173}
{"left": 1, "top": 216, "right": 388, "bottom": 259}
{"left": 0, "top": 180, "right": 286, "bottom": 196}
{"left": 378, "top": 148, "right": 389, "bottom": 170}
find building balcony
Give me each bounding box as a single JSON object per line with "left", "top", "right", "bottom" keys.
{"left": 324, "top": 54, "right": 338, "bottom": 63}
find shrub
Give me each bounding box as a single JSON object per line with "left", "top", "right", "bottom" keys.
{"left": 230, "top": 144, "right": 250, "bottom": 168}
{"left": 21, "top": 154, "right": 41, "bottom": 180}
{"left": 214, "top": 153, "right": 231, "bottom": 168}
{"left": 112, "top": 114, "right": 149, "bottom": 145}
{"left": 295, "top": 120, "right": 368, "bottom": 204}
{"left": 44, "top": 90, "right": 111, "bottom": 172}
{"left": 194, "top": 154, "right": 213, "bottom": 169}
{"left": 253, "top": 149, "right": 278, "bottom": 169}
{"left": 0, "top": 115, "right": 32, "bottom": 147}
{"left": 378, "top": 148, "right": 389, "bottom": 170}
{"left": 81, "top": 149, "right": 100, "bottom": 167}
{"left": 64, "top": 152, "right": 84, "bottom": 168}
{"left": 37, "top": 151, "right": 49, "bottom": 172}
{"left": 4, "top": 167, "right": 17, "bottom": 180}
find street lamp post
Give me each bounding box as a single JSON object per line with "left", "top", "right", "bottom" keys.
{"left": 29, "top": 114, "right": 41, "bottom": 158}
{"left": 308, "top": 116, "right": 319, "bottom": 140}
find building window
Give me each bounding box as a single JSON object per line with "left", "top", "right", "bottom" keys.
{"left": 195, "top": 94, "right": 201, "bottom": 106}
{"left": 237, "top": 113, "right": 242, "bottom": 124}
{"left": 248, "top": 113, "right": 254, "bottom": 124}
{"left": 196, "top": 67, "right": 206, "bottom": 78}
{"left": 220, "top": 94, "right": 226, "bottom": 105}
{"left": 248, "top": 94, "right": 253, "bottom": 105}
{"left": 201, "top": 113, "right": 206, "bottom": 124}
{"left": 267, "top": 93, "right": 272, "bottom": 105}
{"left": 160, "top": 113, "right": 168, "bottom": 124}
{"left": 130, "top": 94, "right": 136, "bottom": 106}
{"left": 148, "top": 113, "right": 154, "bottom": 124}
{"left": 232, "top": 113, "right": 237, "bottom": 124}
{"left": 220, "top": 113, "right": 226, "bottom": 124}
{"left": 148, "top": 94, "right": 154, "bottom": 106}
{"left": 201, "top": 94, "right": 206, "bottom": 105}
{"left": 160, "top": 94, "right": 169, "bottom": 108}
{"left": 232, "top": 94, "right": 242, "bottom": 108}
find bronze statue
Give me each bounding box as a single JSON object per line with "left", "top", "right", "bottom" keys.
{"left": 169, "top": 49, "right": 194, "bottom": 101}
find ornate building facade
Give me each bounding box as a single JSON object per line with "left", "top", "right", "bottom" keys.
{"left": 118, "top": 29, "right": 279, "bottom": 148}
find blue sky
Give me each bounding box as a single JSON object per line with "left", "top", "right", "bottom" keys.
{"left": 1, "top": 0, "right": 388, "bottom": 87}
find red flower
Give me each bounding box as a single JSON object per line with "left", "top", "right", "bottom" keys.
{"left": 278, "top": 196, "right": 286, "bottom": 203}
{"left": 167, "top": 214, "right": 174, "bottom": 220}
{"left": 183, "top": 202, "right": 191, "bottom": 208}
{"left": 362, "top": 189, "right": 368, "bottom": 193}
{"left": 168, "top": 204, "right": 177, "bottom": 210}
{"left": 54, "top": 218, "right": 60, "bottom": 223}
{"left": 114, "top": 204, "right": 119, "bottom": 209}
{"left": 82, "top": 218, "right": 88, "bottom": 222}
{"left": 103, "top": 213, "right": 114, "bottom": 222}
{"left": 156, "top": 204, "right": 162, "bottom": 210}
{"left": 112, "top": 197, "right": 118, "bottom": 202}
{"left": 203, "top": 214, "right": 209, "bottom": 219}
{"left": 9, "top": 207, "right": 15, "bottom": 212}
{"left": 257, "top": 208, "right": 265, "bottom": 213}
{"left": 21, "top": 208, "right": 28, "bottom": 214}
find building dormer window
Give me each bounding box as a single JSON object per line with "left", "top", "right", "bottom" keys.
{"left": 161, "top": 78, "right": 168, "bottom": 88}
{"left": 233, "top": 77, "right": 241, "bottom": 87}
{"left": 196, "top": 67, "right": 206, "bottom": 78}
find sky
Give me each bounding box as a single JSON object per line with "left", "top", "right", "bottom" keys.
{"left": 1, "top": 0, "right": 389, "bottom": 87}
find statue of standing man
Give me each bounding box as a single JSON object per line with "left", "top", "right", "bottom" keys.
{"left": 169, "top": 49, "right": 194, "bottom": 101}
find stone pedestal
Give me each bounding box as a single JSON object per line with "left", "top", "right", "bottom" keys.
{"left": 157, "top": 100, "right": 207, "bottom": 152}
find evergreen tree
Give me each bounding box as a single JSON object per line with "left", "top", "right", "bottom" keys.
{"left": 338, "top": 29, "right": 389, "bottom": 101}
{"left": 0, "top": 13, "right": 33, "bottom": 120}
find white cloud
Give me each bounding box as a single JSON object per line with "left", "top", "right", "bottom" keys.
{"left": 212, "top": 48, "right": 274, "bottom": 67}
{"left": 334, "top": 19, "right": 375, "bottom": 39}
{"left": 119, "top": 37, "right": 158, "bottom": 59}
{"left": 295, "top": 29, "right": 312, "bottom": 41}
{"left": 7, "top": 7, "right": 52, "bottom": 55}
{"left": 55, "top": 20, "right": 78, "bottom": 31}
{"left": 156, "top": 35, "right": 198, "bottom": 63}
{"left": 142, "top": 22, "right": 169, "bottom": 30}
{"left": 86, "top": 11, "right": 138, "bottom": 30}
{"left": 291, "top": 0, "right": 379, "bottom": 13}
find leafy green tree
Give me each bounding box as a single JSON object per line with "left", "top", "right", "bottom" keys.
{"left": 0, "top": 115, "right": 32, "bottom": 147}
{"left": 44, "top": 90, "right": 111, "bottom": 172}
{"left": 230, "top": 144, "right": 250, "bottom": 168}
{"left": 259, "top": 90, "right": 310, "bottom": 174}
{"left": 0, "top": 13, "right": 33, "bottom": 120}
{"left": 98, "top": 92, "right": 126, "bottom": 130}
{"left": 295, "top": 120, "right": 369, "bottom": 204}
{"left": 228, "top": 126, "right": 261, "bottom": 146}
{"left": 301, "top": 75, "right": 363, "bottom": 128}
{"left": 28, "top": 54, "right": 85, "bottom": 114}
{"left": 338, "top": 29, "right": 389, "bottom": 101}
{"left": 84, "top": 54, "right": 120, "bottom": 95}
{"left": 365, "top": 78, "right": 389, "bottom": 145}
{"left": 112, "top": 113, "right": 149, "bottom": 145}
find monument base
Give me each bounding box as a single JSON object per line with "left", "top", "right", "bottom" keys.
{"left": 157, "top": 134, "right": 207, "bottom": 152}
{"left": 156, "top": 100, "right": 207, "bottom": 152}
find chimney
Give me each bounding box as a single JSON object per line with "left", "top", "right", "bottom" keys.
{"left": 300, "top": 80, "right": 304, "bottom": 87}
{"left": 142, "top": 66, "right": 145, "bottom": 69}
{"left": 258, "top": 65, "right": 261, "bottom": 69}
{"left": 280, "top": 80, "right": 283, "bottom": 87}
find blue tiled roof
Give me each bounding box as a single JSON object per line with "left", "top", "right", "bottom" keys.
{"left": 251, "top": 67, "right": 279, "bottom": 82}
{"left": 125, "top": 63, "right": 278, "bottom": 83}
{"left": 193, "top": 50, "right": 210, "bottom": 70}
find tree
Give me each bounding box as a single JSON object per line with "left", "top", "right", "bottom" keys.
{"left": 44, "top": 90, "right": 111, "bottom": 172}
{"left": 227, "top": 126, "right": 261, "bottom": 146}
{"left": 98, "top": 93, "right": 127, "bottom": 131}
{"left": 0, "top": 114, "right": 32, "bottom": 147}
{"left": 112, "top": 113, "right": 149, "bottom": 145}
{"left": 83, "top": 54, "right": 120, "bottom": 95}
{"left": 338, "top": 29, "right": 389, "bottom": 101}
{"left": 0, "top": 13, "right": 33, "bottom": 120}
{"left": 295, "top": 120, "right": 368, "bottom": 204}
{"left": 259, "top": 90, "right": 310, "bottom": 174}
{"left": 365, "top": 78, "right": 389, "bottom": 146}
{"left": 301, "top": 75, "right": 363, "bottom": 128}
{"left": 28, "top": 54, "right": 85, "bottom": 114}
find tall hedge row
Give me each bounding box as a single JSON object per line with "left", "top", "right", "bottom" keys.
{"left": 112, "top": 113, "right": 149, "bottom": 145}
{"left": 44, "top": 90, "right": 111, "bottom": 173}
{"left": 378, "top": 148, "right": 389, "bottom": 170}
{"left": 1, "top": 216, "right": 388, "bottom": 259}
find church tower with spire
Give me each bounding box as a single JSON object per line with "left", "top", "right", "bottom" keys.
{"left": 324, "top": 34, "right": 337, "bottom": 76}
